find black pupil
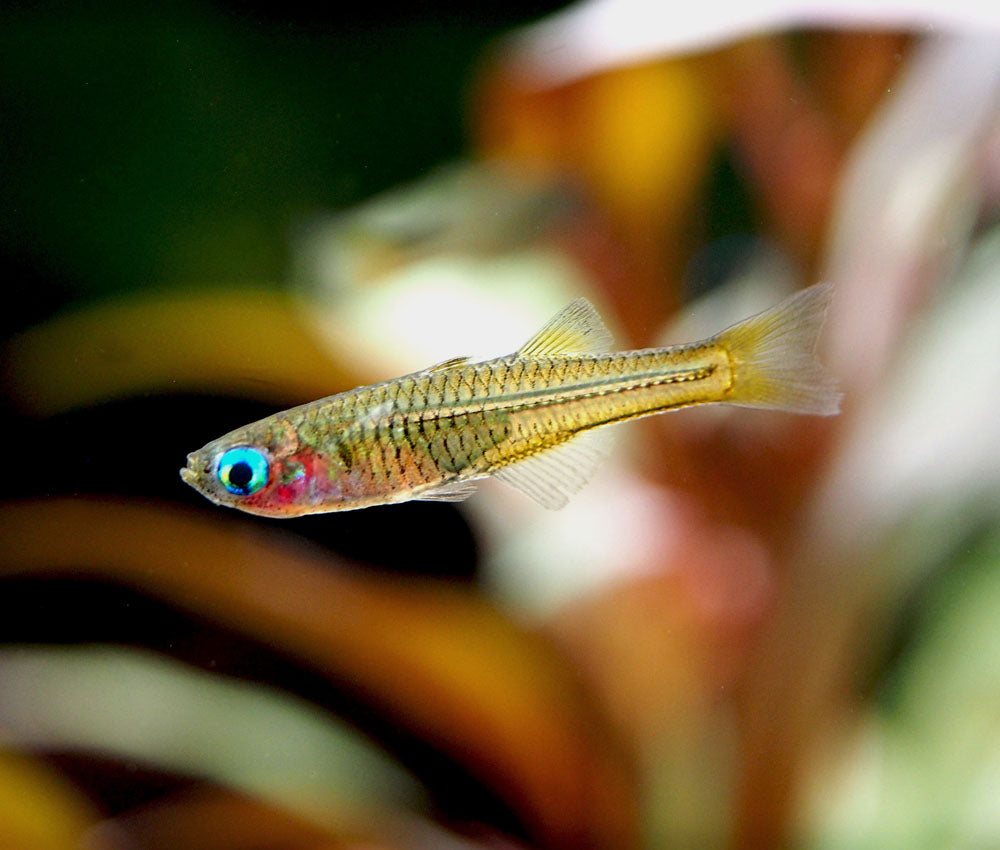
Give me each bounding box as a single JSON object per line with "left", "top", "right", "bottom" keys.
{"left": 228, "top": 461, "right": 254, "bottom": 491}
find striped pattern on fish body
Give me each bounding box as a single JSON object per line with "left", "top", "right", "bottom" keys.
{"left": 181, "top": 284, "right": 840, "bottom": 516}
{"left": 304, "top": 347, "right": 723, "bottom": 474}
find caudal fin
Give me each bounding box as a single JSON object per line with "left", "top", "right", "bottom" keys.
{"left": 714, "top": 283, "right": 842, "bottom": 415}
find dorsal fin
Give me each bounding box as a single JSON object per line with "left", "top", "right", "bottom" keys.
{"left": 516, "top": 298, "right": 614, "bottom": 358}
{"left": 424, "top": 355, "right": 473, "bottom": 373}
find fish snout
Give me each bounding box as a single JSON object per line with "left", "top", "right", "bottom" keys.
{"left": 179, "top": 453, "right": 205, "bottom": 489}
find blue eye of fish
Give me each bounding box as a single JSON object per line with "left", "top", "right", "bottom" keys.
{"left": 217, "top": 447, "right": 268, "bottom": 496}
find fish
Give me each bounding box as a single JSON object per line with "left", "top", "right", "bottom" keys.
{"left": 181, "top": 284, "right": 840, "bottom": 516}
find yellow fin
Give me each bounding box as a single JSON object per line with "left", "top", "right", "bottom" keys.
{"left": 516, "top": 298, "right": 614, "bottom": 358}
{"left": 715, "top": 283, "right": 842, "bottom": 415}
{"left": 424, "top": 355, "right": 472, "bottom": 373}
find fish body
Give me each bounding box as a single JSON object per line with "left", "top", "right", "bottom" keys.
{"left": 181, "top": 285, "right": 840, "bottom": 516}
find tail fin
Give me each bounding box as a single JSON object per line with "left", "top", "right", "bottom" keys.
{"left": 714, "top": 283, "right": 842, "bottom": 415}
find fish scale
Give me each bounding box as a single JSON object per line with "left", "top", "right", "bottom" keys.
{"left": 289, "top": 347, "right": 722, "bottom": 492}
{"left": 182, "top": 285, "right": 841, "bottom": 515}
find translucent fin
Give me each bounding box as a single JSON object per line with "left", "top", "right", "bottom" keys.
{"left": 424, "top": 355, "right": 472, "bottom": 373}
{"left": 714, "top": 283, "right": 842, "bottom": 415}
{"left": 415, "top": 479, "right": 479, "bottom": 502}
{"left": 516, "top": 298, "right": 614, "bottom": 358}
{"left": 491, "top": 430, "right": 609, "bottom": 509}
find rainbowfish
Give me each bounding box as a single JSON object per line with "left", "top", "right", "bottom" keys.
{"left": 181, "top": 284, "right": 840, "bottom": 516}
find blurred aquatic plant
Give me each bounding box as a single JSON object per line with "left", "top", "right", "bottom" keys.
{"left": 2, "top": 289, "right": 362, "bottom": 417}
{"left": 800, "top": 527, "right": 1000, "bottom": 849}
{"left": 0, "top": 644, "right": 423, "bottom": 819}
{"left": 0, "top": 499, "right": 638, "bottom": 848}
{"left": 0, "top": 749, "right": 107, "bottom": 850}
{"left": 289, "top": 162, "right": 604, "bottom": 378}
{"left": 1, "top": 4, "right": 999, "bottom": 850}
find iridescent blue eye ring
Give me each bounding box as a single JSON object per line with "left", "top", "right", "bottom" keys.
{"left": 217, "top": 447, "right": 269, "bottom": 496}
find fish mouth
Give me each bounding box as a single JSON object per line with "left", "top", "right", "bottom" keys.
{"left": 179, "top": 453, "right": 200, "bottom": 488}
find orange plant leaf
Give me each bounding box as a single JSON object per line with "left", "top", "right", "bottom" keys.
{"left": 0, "top": 499, "right": 638, "bottom": 850}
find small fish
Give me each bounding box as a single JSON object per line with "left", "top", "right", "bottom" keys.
{"left": 181, "top": 284, "right": 840, "bottom": 516}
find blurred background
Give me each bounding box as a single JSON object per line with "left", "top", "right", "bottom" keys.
{"left": 2, "top": 2, "right": 999, "bottom": 848}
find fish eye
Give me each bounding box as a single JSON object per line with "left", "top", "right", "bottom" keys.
{"left": 217, "top": 447, "right": 269, "bottom": 496}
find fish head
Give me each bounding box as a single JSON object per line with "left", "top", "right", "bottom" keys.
{"left": 180, "top": 418, "right": 347, "bottom": 517}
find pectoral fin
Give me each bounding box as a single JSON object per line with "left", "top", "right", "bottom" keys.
{"left": 415, "top": 479, "right": 480, "bottom": 502}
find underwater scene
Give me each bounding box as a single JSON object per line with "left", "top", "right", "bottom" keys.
{"left": 2, "top": 3, "right": 999, "bottom": 848}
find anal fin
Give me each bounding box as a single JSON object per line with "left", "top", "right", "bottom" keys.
{"left": 491, "top": 429, "right": 609, "bottom": 510}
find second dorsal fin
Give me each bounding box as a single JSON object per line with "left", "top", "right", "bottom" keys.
{"left": 516, "top": 298, "right": 614, "bottom": 358}
{"left": 424, "top": 355, "right": 473, "bottom": 373}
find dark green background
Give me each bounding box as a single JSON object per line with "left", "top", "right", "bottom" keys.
{"left": 0, "top": 1, "right": 569, "bottom": 333}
